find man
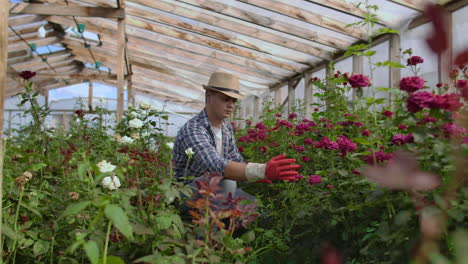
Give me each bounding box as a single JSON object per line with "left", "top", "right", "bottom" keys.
{"left": 173, "top": 71, "right": 300, "bottom": 197}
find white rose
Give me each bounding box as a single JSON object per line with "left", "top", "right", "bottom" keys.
{"left": 166, "top": 142, "right": 174, "bottom": 150}
{"left": 119, "top": 136, "right": 134, "bottom": 144}
{"left": 139, "top": 102, "right": 151, "bottom": 110}
{"left": 185, "top": 148, "right": 195, "bottom": 157}
{"left": 129, "top": 111, "right": 138, "bottom": 118}
{"left": 129, "top": 118, "right": 144, "bottom": 129}
{"left": 141, "top": 131, "right": 150, "bottom": 137}
{"left": 101, "top": 176, "right": 121, "bottom": 190}
{"left": 97, "top": 160, "right": 116, "bottom": 173}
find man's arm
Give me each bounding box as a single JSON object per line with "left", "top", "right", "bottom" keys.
{"left": 224, "top": 161, "right": 248, "bottom": 182}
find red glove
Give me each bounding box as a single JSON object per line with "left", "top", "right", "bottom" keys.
{"left": 265, "top": 154, "right": 300, "bottom": 181}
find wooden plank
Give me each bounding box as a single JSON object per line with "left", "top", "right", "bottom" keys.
{"left": 388, "top": 34, "right": 401, "bottom": 107}
{"left": 304, "top": 0, "right": 389, "bottom": 25}
{"left": 8, "top": 14, "right": 44, "bottom": 27}
{"left": 408, "top": 0, "right": 467, "bottom": 29}
{"left": 10, "top": 3, "right": 125, "bottom": 18}
{"left": 131, "top": 0, "right": 339, "bottom": 55}
{"left": 124, "top": 3, "right": 331, "bottom": 62}
{"left": 1, "top": 2, "right": 8, "bottom": 140}
{"left": 47, "top": 15, "right": 294, "bottom": 78}
{"left": 238, "top": 0, "right": 367, "bottom": 40}
{"left": 63, "top": 36, "right": 282, "bottom": 86}
{"left": 125, "top": 15, "right": 305, "bottom": 71}
{"left": 352, "top": 54, "right": 363, "bottom": 100}
{"left": 7, "top": 36, "right": 62, "bottom": 53}
{"left": 274, "top": 87, "right": 282, "bottom": 107}
{"left": 88, "top": 80, "right": 93, "bottom": 109}
{"left": 269, "top": 33, "right": 394, "bottom": 91}
{"left": 178, "top": 0, "right": 352, "bottom": 49}
{"left": 8, "top": 21, "right": 47, "bottom": 37}
{"left": 439, "top": 11, "right": 453, "bottom": 88}
{"left": 288, "top": 79, "right": 296, "bottom": 114}
{"left": 116, "top": 1, "right": 126, "bottom": 121}
{"left": 304, "top": 72, "right": 313, "bottom": 117}
{"left": 10, "top": 51, "right": 71, "bottom": 69}
{"left": 388, "top": 0, "right": 426, "bottom": 12}
{"left": 127, "top": 80, "right": 134, "bottom": 106}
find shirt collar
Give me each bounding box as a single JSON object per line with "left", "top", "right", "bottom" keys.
{"left": 198, "top": 108, "right": 229, "bottom": 130}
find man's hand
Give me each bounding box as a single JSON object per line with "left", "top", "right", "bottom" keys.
{"left": 265, "top": 154, "right": 300, "bottom": 181}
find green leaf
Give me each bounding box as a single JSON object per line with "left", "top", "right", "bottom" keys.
{"left": 156, "top": 215, "right": 172, "bottom": 230}
{"left": 104, "top": 205, "right": 133, "bottom": 239}
{"left": 364, "top": 50, "right": 376, "bottom": 56}
{"left": 241, "top": 230, "right": 255, "bottom": 243}
{"left": 33, "top": 239, "right": 50, "bottom": 257}
{"left": 98, "top": 256, "right": 125, "bottom": 264}
{"left": 2, "top": 224, "right": 21, "bottom": 240}
{"left": 161, "top": 115, "right": 169, "bottom": 120}
{"left": 60, "top": 201, "right": 91, "bottom": 219}
{"left": 133, "top": 223, "right": 154, "bottom": 235}
{"left": 453, "top": 229, "right": 468, "bottom": 263}
{"left": 95, "top": 61, "right": 102, "bottom": 69}
{"left": 83, "top": 240, "right": 99, "bottom": 264}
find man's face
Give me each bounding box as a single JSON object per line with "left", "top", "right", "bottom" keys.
{"left": 207, "top": 91, "right": 237, "bottom": 119}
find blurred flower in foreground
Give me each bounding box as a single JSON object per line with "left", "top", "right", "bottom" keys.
{"left": 101, "top": 176, "right": 121, "bottom": 190}
{"left": 364, "top": 150, "right": 441, "bottom": 191}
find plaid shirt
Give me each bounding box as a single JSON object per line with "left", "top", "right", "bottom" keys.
{"left": 173, "top": 109, "right": 244, "bottom": 182}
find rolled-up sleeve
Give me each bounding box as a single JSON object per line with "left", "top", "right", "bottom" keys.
{"left": 184, "top": 127, "right": 228, "bottom": 175}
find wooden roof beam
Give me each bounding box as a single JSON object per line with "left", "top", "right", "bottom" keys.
{"left": 269, "top": 33, "right": 394, "bottom": 90}
{"left": 177, "top": 0, "right": 350, "bottom": 49}
{"left": 388, "top": 0, "right": 426, "bottom": 12}
{"left": 47, "top": 15, "right": 295, "bottom": 78}
{"left": 7, "top": 35, "right": 63, "bottom": 53}
{"left": 8, "top": 14, "right": 44, "bottom": 27}
{"left": 304, "top": 0, "right": 389, "bottom": 26}
{"left": 409, "top": 0, "right": 468, "bottom": 29}
{"left": 9, "top": 3, "right": 125, "bottom": 18}
{"left": 124, "top": 4, "right": 332, "bottom": 62}
{"left": 237, "top": 0, "right": 368, "bottom": 40}
{"left": 131, "top": 0, "right": 338, "bottom": 57}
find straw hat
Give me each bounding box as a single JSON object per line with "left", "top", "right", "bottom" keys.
{"left": 203, "top": 72, "right": 245, "bottom": 99}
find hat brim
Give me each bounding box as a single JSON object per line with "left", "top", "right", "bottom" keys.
{"left": 203, "top": 85, "right": 245, "bottom": 100}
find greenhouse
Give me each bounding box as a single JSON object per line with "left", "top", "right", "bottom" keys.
{"left": 1, "top": 0, "right": 468, "bottom": 263}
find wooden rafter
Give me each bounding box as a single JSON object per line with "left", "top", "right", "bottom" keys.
{"left": 124, "top": 3, "right": 331, "bottom": 62}
{"left": 237, "top": 0, "right": 368, "bottom": 40}
{"left": 176, "top": 0, "right": 351, "bottom": 49}
{"left": 9, "top": 4, "right": 125, "bottom": 18}
{"left": 304, "top": 0, "right": 388, "bottom": 25}
{"left": 388, "top": 0, "right": 426, "bottom": 12}
{"left": 131, "top": 0, "right": 340, "bottom": 56}
{"left": 7, "top": 35, "right": 63, "bottom": 53}
{"left": 46, "top": 15, "right": 297, "bottom": 78}
{"left": 8, "top": 14, "right": 44, "bottom": 27}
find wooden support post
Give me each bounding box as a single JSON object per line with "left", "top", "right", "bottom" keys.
{"left": 253, "top": 96, "right": 260, "bottom": 122}
{"left": 88, "top": 80, "right": 93, "bottom": 110}
{"left": 274, "top": 87, "right": 282, "bottom": 108}
{"left": 439, "top": 11, "right": 453, "bottom": 89}
{"left": 352, "top": 55, "right": 364, "bottom": 99}
{"left": 304, "top": 72, "right": 313, "bottom": 117}
{"left": 389, "top": 34, "right": 401, "bottom": 108}
{"left": 45, "top": 87, "right": 49, "bottom": 108}
{"left": 127, "top": 80, "right": 134, "bottom": 106}
{"left": 116, "top": 1, "right": 126, "bottom": 121}
{"left": 288, "top": 79, "right": 296, "bottom": 114}
{"left": 62, "top": 111, "right": 67, "bottom": 130}
{"left": 0, "top": 1, "right": 9, "bottom": 257}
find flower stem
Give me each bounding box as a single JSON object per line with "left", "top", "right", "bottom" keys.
{"left": 103, "top": 220, "right": 112, "bottom": 264}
